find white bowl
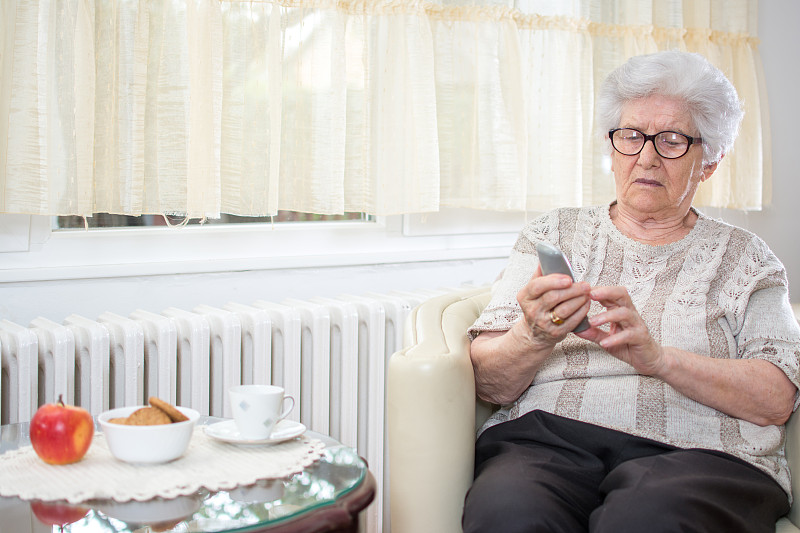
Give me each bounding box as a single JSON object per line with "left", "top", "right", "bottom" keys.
{"left": 98, "top": 406, "right": 199, "bottom": 464}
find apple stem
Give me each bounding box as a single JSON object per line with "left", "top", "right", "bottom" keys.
{"left": 57, "top": 394, "right": 64, "bottom": 407}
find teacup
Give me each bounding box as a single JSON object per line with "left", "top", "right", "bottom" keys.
{"left": 228, "top": 385, "right": 294, "bottom": 439}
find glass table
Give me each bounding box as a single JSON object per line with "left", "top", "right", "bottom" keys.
{"left": 0, "top": 418, "right": 375, "bottom": 532}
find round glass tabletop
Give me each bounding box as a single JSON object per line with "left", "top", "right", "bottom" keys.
{"left": 0, "top": 418, "right": 373, "bottom": 532}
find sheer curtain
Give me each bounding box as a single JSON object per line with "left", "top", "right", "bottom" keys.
{"left": 0, "top": 0, "right": 765, "bottom": 218}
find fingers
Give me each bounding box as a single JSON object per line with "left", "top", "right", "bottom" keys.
{"left": 589, "top": 305, "right": 637, "bottom": 331}
{"left": 519, "top": 272, "right": 574, "bottom": 302}
{"left": 552, "top": 299, "right": 591, "bottom": 331}
{"left": 589, "top": 285, "right": 631, "bottom": 308}
{"left": 520, "top": 279, "right": 590, "bottom": 321}
{"left": 516, "top": 274, "right": 592, "bottom": 345}
{"left": 548, "top": 289, "right": 591, "bottom": 322}
{"left": 586, "top": 286, "right": 663, "bottom": 370}
{"left": 520, "top": 271, "right": 591, "bottom": 306}
{"left": 596, "top": 324, "right": 639, "bottom": 350}
{"left": 586, "top": 286, "right": 635, "bottom": 335}
{"left": 588, "top": 286, "right": 640, "bottom": 328}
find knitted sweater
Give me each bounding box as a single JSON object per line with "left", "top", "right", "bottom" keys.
{"left": 469, "top": 205, "right": 800, "bottom": 496}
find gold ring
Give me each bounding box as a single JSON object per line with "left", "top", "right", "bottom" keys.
{"left": 550, "top": 311, "right": 565, "bottom": 325}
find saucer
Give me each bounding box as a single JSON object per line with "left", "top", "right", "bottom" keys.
{"left": 204, "top": 419, "right": 306, "bottom": 445}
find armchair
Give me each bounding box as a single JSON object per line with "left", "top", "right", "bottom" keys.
{"left": 387, "top": 286, "right": 800, "bottom": 533}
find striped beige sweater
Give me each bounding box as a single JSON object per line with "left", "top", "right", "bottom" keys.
{"left": 469, "top": 204, "right": 800, "bottom": 496}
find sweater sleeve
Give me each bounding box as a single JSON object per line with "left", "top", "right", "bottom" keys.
{"left": 736, "top": 284, "right": 800, "bottom": 407}
{"left": 727, "top": 237, "right": 800, "bottom": 408}
{"left": 468, "top": 211, "right": 561, "bottom": 340}
{"left": 467, "top": 237, "right": 535, "bottom": 341}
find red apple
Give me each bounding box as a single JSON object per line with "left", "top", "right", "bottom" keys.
{"left": 30, "top": 501, "right": 90, "bottom": 527}
{"left": 29, "top": 395, "right": 94, "bottom": 465}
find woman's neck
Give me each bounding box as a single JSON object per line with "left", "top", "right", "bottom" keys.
{"left": 609, "top": 202, "right": 698, "bottom": 245}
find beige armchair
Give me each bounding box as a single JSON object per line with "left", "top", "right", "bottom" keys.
{"left": 387, "top": 286, "right": 800, "bottom": 533}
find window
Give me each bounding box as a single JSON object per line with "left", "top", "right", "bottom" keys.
{"left": 1, "top": 209, "right": 520, "bottom": 283}
{"left": 55, "top": 212, "right": 370, "bottom": 230}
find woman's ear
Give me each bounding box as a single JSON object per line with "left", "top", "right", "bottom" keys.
{"left": 701, "top": 154, "right": 723, "bottom": 182}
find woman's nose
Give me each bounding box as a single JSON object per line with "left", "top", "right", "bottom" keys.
{"left": 637, "top": 138, "right": 661, "bottom": 166}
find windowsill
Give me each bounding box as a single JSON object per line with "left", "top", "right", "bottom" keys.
{"left": 0, "top": 213, "right": 519, "bottom": 283}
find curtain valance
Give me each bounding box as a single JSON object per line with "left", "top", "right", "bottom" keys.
{"left": 0, "top": 0, "right": 765, "bottom": 218}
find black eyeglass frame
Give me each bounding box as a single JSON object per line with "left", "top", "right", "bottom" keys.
{"left": 608, "top": 128, "right": 703, "bottom": 159}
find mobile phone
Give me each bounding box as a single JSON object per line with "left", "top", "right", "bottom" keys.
{"left": 535, "top": 241, "right": 590, "bottom": 333}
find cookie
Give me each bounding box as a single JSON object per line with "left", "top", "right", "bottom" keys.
{"left": 149, "top": 396, "right": 189, "bottom": 423}
{"left": 108, "top": 417, "right": 130, "bottom": 425}
{"left": 126, "top": 406, "right": 172, "bottom": 425}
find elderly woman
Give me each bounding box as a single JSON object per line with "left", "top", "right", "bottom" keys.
{"left": 463, "top": 50, "right": 800, "bottom": 533}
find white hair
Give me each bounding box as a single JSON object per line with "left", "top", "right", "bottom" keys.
{"left": 596, "top": 50, "right": 744, "bottom": 165}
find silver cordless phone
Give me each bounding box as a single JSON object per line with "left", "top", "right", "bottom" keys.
{"left": 535, "top": 241, "right": 590, "bottom": 333}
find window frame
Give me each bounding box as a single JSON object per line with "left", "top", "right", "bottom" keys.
{"left": 0, "top": 211, "right": 522, "bottom": 283}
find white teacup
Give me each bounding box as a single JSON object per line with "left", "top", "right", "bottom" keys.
{"left": 228, "top": 385, "right": 295, "bottom": 439}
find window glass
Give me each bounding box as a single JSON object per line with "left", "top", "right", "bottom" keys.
{"left": 55, "top": 212, "right": 371, "bottom": 229}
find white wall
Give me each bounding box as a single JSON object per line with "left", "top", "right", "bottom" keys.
{"left": 708, "top": 0, "right": 800, "bottom": 295}
{"left": 0, "top": 258, "right": 506, "bottom": 326}
{"left": 1, "top": 0, "right": 798, "bottom": 326}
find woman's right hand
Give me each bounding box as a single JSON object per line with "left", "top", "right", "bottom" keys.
{"left": 470, "top": 266, "right": 591, "bottom": 404}
{"left": 515, "top": 265, "right": 592, "bottom": 350}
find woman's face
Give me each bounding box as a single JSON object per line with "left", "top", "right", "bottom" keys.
{"left": 611, "top": 94, "right": 718, "bottom": 220}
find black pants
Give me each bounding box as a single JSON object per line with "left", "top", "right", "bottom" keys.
{"left": 462, "top": 410, "right": 789, "bottom": 533}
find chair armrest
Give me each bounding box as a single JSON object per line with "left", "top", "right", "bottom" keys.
{"left": 785, "top": 413, "right": 800, "bottom": 527}
{"left": 388, "top": 286, "right": 490, "bottom": 533}
{"left": 785, "top": 306, "right": 800, "bottom": 527}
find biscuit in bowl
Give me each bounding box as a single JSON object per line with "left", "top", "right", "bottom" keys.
{"left": 98, "top": 404, "right": 200, "bottom": 464}
{"left": 125, "top": 407, "right": 172, "bottom": 426}
{"left": 149, "top": 397, "right": 189, "bottom": 423}
{"left": 108, "top": 398, "right": 187, "bottom": 426}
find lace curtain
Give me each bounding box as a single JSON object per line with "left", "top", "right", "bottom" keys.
{"left": 0, "top": 0, "right": 764, "bottom": 218}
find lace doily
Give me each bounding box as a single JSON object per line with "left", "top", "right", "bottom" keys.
{"left": 0, "top": 427, "right": 325, "bottom": 503}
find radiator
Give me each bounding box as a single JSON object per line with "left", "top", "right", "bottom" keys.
{"left": 0, "top": 287, "right": 454, "bottom": 533}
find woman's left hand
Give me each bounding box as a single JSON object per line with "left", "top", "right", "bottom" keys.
{"left": 576, "top": 285, "right": 796, "bottom": 426}
{"left": 576, "top": 285, "right": 666, "bottom": 376}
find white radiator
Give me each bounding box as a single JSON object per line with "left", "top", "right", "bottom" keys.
{"left": 0, "top": 287, "right": 453, "bottom": 533}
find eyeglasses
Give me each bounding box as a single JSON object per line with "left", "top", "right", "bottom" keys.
{"left": 608, "top": 128, "right": 702, "bottom": 159}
